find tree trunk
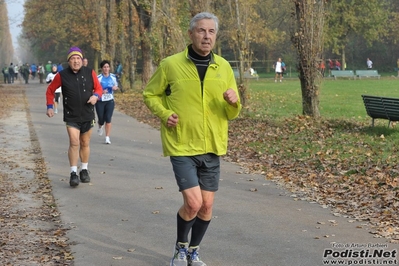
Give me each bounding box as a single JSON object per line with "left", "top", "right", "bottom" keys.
{"left": 291, "top": 0, "right": 326, "bottom": 118}
{"left": 127, "top": 1, "right": 136, "bottom": 88}
{"left": 94, "top": 50, "right": 100, "bottom": 72}
{"left": 97, "top": 0, "right": 106, "bottom": 61}
{"left": 115, "top": 0, "right": 125, "bottom": 60}
{"left": 235, "top": 0, "right": 244, "bottom": 82}
{"left": 105, "top": 0, "right": 116, "bottom": 60}
{"left": 131, "top": 0, "right": 154, "bottom": 88}
{"left": 299, "top": 74, "right": 320, "bottom": 117}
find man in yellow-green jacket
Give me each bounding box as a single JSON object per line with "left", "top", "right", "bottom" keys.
{"left": 143, "top": 12, "right": 241, "bottom": 266}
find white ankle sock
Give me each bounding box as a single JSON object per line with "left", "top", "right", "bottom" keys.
{"left": 71, "top": 166, "right": 77, "bottom": 173}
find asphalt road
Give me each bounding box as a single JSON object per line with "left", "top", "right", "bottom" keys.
{"left": 25, "top": 80, "right": 399, "bottom": 266}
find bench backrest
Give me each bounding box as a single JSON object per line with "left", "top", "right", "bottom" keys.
{"left": 331, "top": 70, "right": 355, "bottom": 76}
{"left": 356, "top": 70, "right": 379, "bottom": 76}
{"left": 362, "top": 95, "right": 399, "bottom": 121}
{"left": 382, "top": 98, "right": 399, "bottom": 121}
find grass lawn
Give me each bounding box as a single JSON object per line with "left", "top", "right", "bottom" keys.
{"left": 238, "top": 77, "right": 399, "bottom": 164}
{"left": 245, "top": 76, "right": 399, "bottom": 123}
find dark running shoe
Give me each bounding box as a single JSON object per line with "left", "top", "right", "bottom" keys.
{"left": 79, "top": 169, "right": 91, "bottom": 183}
{"left": 69, "top": 172, "right": 79, "bottom": 187}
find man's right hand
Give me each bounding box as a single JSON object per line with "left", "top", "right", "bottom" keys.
{"left": 46, "top": 108, "right": 54, "bottom": 118}
{"left": 167, "top": 113, "right": 178, "bottom": 127}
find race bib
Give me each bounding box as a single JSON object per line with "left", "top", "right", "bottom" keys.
{"left": 102, "top": 93, "right": 114, "bottom": 101}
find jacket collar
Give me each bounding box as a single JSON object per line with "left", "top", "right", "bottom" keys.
{"left": 184, "top": 45, "right": 217, "bottom": 66}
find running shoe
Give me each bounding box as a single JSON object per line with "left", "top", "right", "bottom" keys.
{"left": 170, "top": 242, "right": 188, "bottom": 266}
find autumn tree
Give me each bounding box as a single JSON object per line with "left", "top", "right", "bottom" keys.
{"left": 325, "top": 0, "right": 388, "bottom": 69}
{"left": 188, "top": 0, "right": 211, "bottom": 16}
{"left": 18, "top": 0, "right": 399, "bottom": 94}
{"left": 117, "top": 0, "right": 138, "bottom": 88}
{"left": 291, "top": 0, "right": 326, "bottom": 117}
{"left": 22, "top": 0, "right": 98, "bottom": 63}
{"left": 131, "top": 0, "right": 214, "bottom": 88}
{"left": 130, "top": 0, "right": 155, "bottom": 88}
{"left": 152, "top": 0, "right": 187, "bottom": 64}
{"left": 256, "top": 0, "right": 291, "bottom": 72}
{"left": 0, "top": 0, "right": 13, "bottom": 66}
{"left": 386, "top": 0, "right": 399, "bottom": 45}
{"left": 218, "top": 0, "right": 282, "bottom": 106}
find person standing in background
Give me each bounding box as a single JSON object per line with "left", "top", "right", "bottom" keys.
{"left": 367, "top": 58, "right": 373, "bottom": 69}
{"left": 82, "top": 58, "right": 88, "bottom": 67}
{"left": 8, "top": 63, "right": 15, "bottom": 83}
{"left": 281, "top": 59, "right": 286, "bottom": 80}
{"left": 114, "top": 60, "right": 123, "bottom": 76}
{"left": 328, "top": 59, "right": 334, "bottom": 76}
{"left": 45, "top": 47, "right": 102, "bottom": 187}
{"left": 45, "top": 61, "right": 52, "bottom": 75}
{"left": 335, "top": 60, "right": 341, "bottom": 70}
{"left": 30, "top": 63, "right": 37, "bottom": 80}
{"left": 57, "top": 63, "right": 64, "bottom": 72}
{"left": 397, "top": 58, "right": 399, "bottom": 77}
{"left": 144, "top": 12, "right": 241, "bottom": 266}
{"left": 14, "top": 64, "right": 19, "bottom": 81}
{"left": 46, "top": 64, "right": 61, "bottom": 114}
{"left": 2, "top": 64, "right": 9, "bottom": 84}
{"left": 38, "top": 63, "right": 45, "bottom": 84}
{"left": 21, "top": 63, "right": 30, "bottom": 84}
{"left": 320, "top": 59, "right": 325, "bottom": 77}
{"left": 114, "top": 60, "right": 123, "bottom": 92}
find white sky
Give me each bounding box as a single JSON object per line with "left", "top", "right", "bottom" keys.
{"left": 6, "top": 0, "right": 25, "bottom": 47}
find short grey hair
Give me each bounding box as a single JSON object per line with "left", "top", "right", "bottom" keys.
{"left": 189, "top": 12, "right": 219, "bottom": 33}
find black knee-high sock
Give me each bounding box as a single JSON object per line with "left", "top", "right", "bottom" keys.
{"left": 177, "top": 213, "right": 196, "bottom": 243}
{"left": 189, "top": 217, "right": 210, "bottom": 247}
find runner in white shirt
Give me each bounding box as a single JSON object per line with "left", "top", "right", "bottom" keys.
{"left": 14, "top": 65, "right": 19, "bottom": 81}
{"left": 274, "top": 57, "right": 283, "bottom": 82}
{"left": 367, "top": 58, "right": 373, "bottom": 69}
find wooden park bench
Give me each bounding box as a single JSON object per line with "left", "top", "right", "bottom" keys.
{"left": 356, "top": 70, "right": 381, "bottom": 79}
{"left": 331, "top": 70, "right": 356, "bottom": 80}
{"left": 361, "top": 95, "right": 399, "bottom": 127}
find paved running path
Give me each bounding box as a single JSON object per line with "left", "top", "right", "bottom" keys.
{"left": 25, "top": 80, "right": 398, "bottom": 266}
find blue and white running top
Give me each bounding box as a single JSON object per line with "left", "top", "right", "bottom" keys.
{"left": 97, "top": 73, "right": 118, "bottom": 101}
